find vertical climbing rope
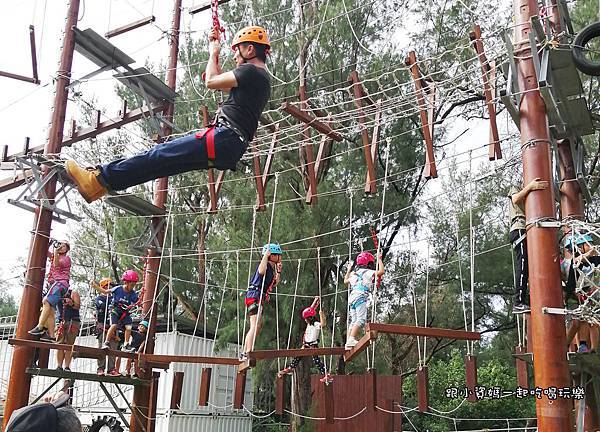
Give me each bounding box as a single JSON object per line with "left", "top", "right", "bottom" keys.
{"left": 329, "top": 254, "right": 341, "bottom": 370}
{"left": 250, "top": 172, "right": 280, "bottom": 352}
{"left": 210, "top": 261, "right": 230, "bottom": 356}
{"left": 409, "top": 231, "right": 423, "bottom": 367}
{"left": 468, "top": 151, "right": 476, "bottom": 355}
{"left": 241, "top": 208, "right": 258, "bottom": 357}
{"left": 456, "top": 223, "right": 470, "bottom": 354}
{"left": 284, "top": 259, "right": 302, "bottom": 366}
{"left": 316, "top": 247, "right": 328, "bottom": 375}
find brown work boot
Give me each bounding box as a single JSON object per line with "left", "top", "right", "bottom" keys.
{"left": 65, "top": 160, "right": 107, "bottom": 203}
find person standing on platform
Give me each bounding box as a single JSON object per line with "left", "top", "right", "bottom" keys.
{"left": 29, "top": 240, "right": 71, "bottom": 340}
{"left": 55, "top": 287, "right": 80, "bottom": 371}
{"left": 91, "top": 277, "right": 117, "bottom": 375}
{"left": 507, "top": 179, "right": 548, "bottom": 314}
{"left": 344, "top": 251, "right": 384, "bottom": 350}
{"left": 240, "top": 243, "right": 282, "bottom": 360}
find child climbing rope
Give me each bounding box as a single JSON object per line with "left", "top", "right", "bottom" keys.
{"left": 91, "top": 270, "right": 140, "bottom": 353}
{"left": 29, "top": 240, "right": 71, "bottom": 340}
{"left": 561, "top": 233, "right": 600, "bottom": 353}
{"left": 240, "top": 243, "right": 282, "bottom": 360}
{"left": 65, "top": 25, "right": 272, "bottom": 203}
{"left": 278, "top": 296, "right": 332, "bottom": 383}
{"left": 507, "top": 179, "right": 548, "bottom": 314}
{"left": 91, "top": 277, "right": 117, "bottom": 375}
{"left": 344, "top": 251, "right": 384, "bottom": 350}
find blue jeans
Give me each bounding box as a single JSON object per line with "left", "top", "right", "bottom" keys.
{"left": 100, "top": 127, "right": 247, "bottom": 191}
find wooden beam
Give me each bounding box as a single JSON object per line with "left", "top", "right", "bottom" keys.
{"left": 170, "top": 371, "right": 184, "bottom": 409}
{"left": 281, "top": 101, "right": 343, "bottom": 141}
{"left": 365, "top": 100, "right": 382, "bottom": 194}
{"left": 143, "top": 353, "right": 241, "bottom": 365}
{"left": 105, "top": 16, "right": 156, "bottom": 39}
{"left": 4, "top": 102, "right": 167, "bottom": 163}
{"left": 515, "top": 345, "right": 529, "bottom": 388}
{"left": 305, "top": 132, "right": 330, "bottom": 204}
{"left": 344, "top": 330, "right": 377, "bottom": 362}
{"left": 26, "top": 367, "right": 148, "bottom": 386}
{"left": 261, "top": 126, "right": 278, "bottom": 190}
{"left": 275, "top": 374, "right": 286, "bottom": 415}
{"left": 248, "top": 347, "right": 346, "bottom": 360}
{"left": 324, "top": 379, "right": 335, "bottom": 423}
{"left": 366, "top": 323, "right": 481, "bottom": 341}
{"left": 198, "top": 367, "right": 212, "bottom": 406}
{"left": 465, "top": 354, "right": 477, "bottom": 403}
{"left": 365, "top": 369, "right": 377, "bottom": 411}
{"left": 470, "top": 25, "right": 501, "bottom": 161}
{"left": 299, "top": 86, "right": 319, "bottom": 205}
{"left": 146, "top": 372, "right": 160, "bottom": 432}
{"left": 190, "top": 0, "right": 231, "bottom": 14}
{"left": 405, "top": 51, "right": 437, "bottom": 179}
{"left": 0, "top": 170, "right": 31, "bottom": 193}
{"left": 252, "top": 139, "right": 266, "bottom": 211}
{"left": 29, "top": 25, "right": 39, "bottom": 83}
{"left": 349, "top": 71, "right": 378, "bottom": 193}
{"left": 417, "top": 366, "right": 429, "bottom": 412}
{"left": 0, "top": 70, "right": 39, "bottom": 84}
{"left": 233, "top": 371, "right": 247, "bottom": 409}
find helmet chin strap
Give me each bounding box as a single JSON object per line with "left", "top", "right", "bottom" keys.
{"left": 237, "top": 45, "right": 256, "bottom": 63}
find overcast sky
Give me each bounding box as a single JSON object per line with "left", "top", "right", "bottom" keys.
{"left": 0, "top": 0, "right": 213, "bottom": 295}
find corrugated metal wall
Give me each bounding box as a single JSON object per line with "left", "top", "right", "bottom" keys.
{"left": 0, "top": 326, "right": 254, "bottom": 431}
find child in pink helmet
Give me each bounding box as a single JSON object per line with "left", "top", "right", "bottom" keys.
{"left": 92, "top": 270, "right": 139, "bottom": 359}
{"left": 277, "top": 297, "right": 332, "bottom": 383}
{"left": 344, "top": 251, "right": 384, "bottom": 349}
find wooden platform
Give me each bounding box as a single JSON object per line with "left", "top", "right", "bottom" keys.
{"left": 248, "top": 347, "right": 346, "bottom": 360}
{"left": 10, "top": 338, "right": 242, "bottom": 369}
{"left": 26, "top": 367, "right": 149, "bottom": 386}
{"left": 344, "top": 323, "right": 481, "bottom": 362}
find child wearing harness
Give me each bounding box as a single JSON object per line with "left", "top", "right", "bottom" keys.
{"left": 29, "top": 240, "right": 71, "bottom": 340}
{"left": 344, "top": 251, "right": 384, "bottom": 350}
{"left": 55, "top": 287, "right": 80, "bottom": 371}
{"left": 277, "top": 297, "right": 332, "bottom": 383}
{"left": 240, "top": 243, "right": 282, "bottom": 360}
{"left": 91, "top": 270, "right": 139, "bottom": 352}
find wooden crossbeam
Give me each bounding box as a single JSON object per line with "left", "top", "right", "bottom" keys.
{"left": 299, "top": 86, "right": 319, "bottom": 205}
{"left": 105, "top": 16, "right": 156, "bottom": 39}
{"left": 5, "top": 102, "right": 167, "bottom": 164}
{"left": 281, "top": 102, "right": 343, "bottom": 141}
{"left": 367, "top": 323, "right": 480, "bottom": 340}
{"left": 470, "top": 25, "right": 502, "bottom": 161}
{"left": 405, "top": 52, "right": 438, "bottom": 179}
{"left": 9, "top": 338, "right": 241, "bottom": 366}
{"left": 349, "top": 71, "right": 378, "bottom": 193}
{"left": 0, "top": 26, "right": 40, "bottom": 85}
{"left": 305, "top": 132, "right": 330, "bottom": 204}
{"left": 365, "top": 99, "right": 382, "bottom": 194}
{"left": 0, "top": 170, "right": 31, "bottom": 193}
{"left": 248, "top": 347, "right": 346, "bottom": 360}
{"left": 344, "top": 330, "right": 377, "bottom": 362}
{"left": 190, "top": 0, "right": 231, "bottom": 14}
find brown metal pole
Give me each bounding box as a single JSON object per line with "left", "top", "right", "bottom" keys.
{"left": 129, "top": 1, "right": 181, "bottom": 431}
{"left": 557, "top": 139, "right": 599, "bottom": 431}
{"left": 2, "top": 1, "right": 80, "bottom": 428}
{"left": 513, "top": 0, "right": 572, "bottom": 429}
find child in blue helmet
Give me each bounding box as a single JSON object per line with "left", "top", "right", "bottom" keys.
{"left": 561, "top": 233, "right": 599, "bottom": 353}
{"left": 240, "top": 243, "right": 282, "bottom": 360}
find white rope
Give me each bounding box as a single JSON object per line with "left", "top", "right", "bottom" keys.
{"left": 370, "top": 137, "right": 391, "bottom": 366}
{"left": 316, "top": 247, "right": 328, "bottom": 375}
{"left": 329, "top": 254, "right": 341, "bottom": 370}
{"left": 210, "top": 261, "right": 230, "bottom": 356}
{"left": 468, "top": 150, "right": 476, "bottom": 355}
{"left": 456, "top": 222, "right": 470, "bottom": 353}
{"left": 409, "top": 230, "right": 423, "bottom": 366}
{"left": 250, "top": 173, "right": 280, "bottom": 352}
{"left": 242, "top": 208, "right": 258, "bottom": 356}
{"left": 423, "top": 243, "right": 430, "bottom": 362}
{"left": 284, "top": 259, "right": 302, "bottom": 365}
{"left": 236, "top": 251, "right": 240, "bottom": 352}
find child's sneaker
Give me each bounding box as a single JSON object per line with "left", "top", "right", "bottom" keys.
{"left": 39, "top": 332, "right": 55, "bottom": 342}
{"left": 239, "top": 352, "right": 248, "bottom": 361}
{"left": 101, "top": 342, "right": 111, "bottom": 350}
{"left": 28, "top": 326, "right": 46, "bottom": 336}
{"left": 277, "top": 367, "right": 293, "bottom": 378}
{"left": 319, "top": 373, "right": 333, "bottom": 384}
{"left": 97, "top": 368, "right": 105, "bottom": 376}
{"left": 106, "top": 369, "right": 120, "bottom": 376}
{"left": 345, "top": 337, "right": 358, "bottom": 350}
{"left": 64, "top": 367, "right": 71, "bottom": 372}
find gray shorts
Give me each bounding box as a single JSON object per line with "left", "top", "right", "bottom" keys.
{"left": 348, "top": 300, "right": 368, "bottom": 328}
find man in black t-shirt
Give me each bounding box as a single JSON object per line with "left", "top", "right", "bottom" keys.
{"left": 65, "top": 26, "right": 272, "bottom": 203}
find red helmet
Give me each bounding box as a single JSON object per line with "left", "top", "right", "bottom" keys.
{"left": 356, "top": 252, "right": 375, "bottom": 266}
{"left": 302, "top": 307, "right": 317, "bottom": 319}
{"left": 122, "top": 269, "right": 139, "bottom": 283}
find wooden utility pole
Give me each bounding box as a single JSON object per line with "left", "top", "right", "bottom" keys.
{"left": 2, "top": 1, "right": 80, "bottom": 428}
{"left": 129, "top": 1, "right": 182, "bottom": 431}
{"left": 513, "top": 0, "right": 572, "bottom": 429}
